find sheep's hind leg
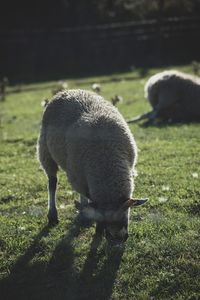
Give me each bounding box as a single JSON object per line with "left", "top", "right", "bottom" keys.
{"left": 78, "top": 194, "right": 93, "bottom": 227}
{"left": 126, "top": 110, "right": 156, "bottom": 123}
{"left": 48, "top": 175, "right": 59, "bottom": 226}
{"left": 80, "top": 194, "right": 89, "bottom": 208}
{"left": 38, "top": 133, "right": 59, "bottom": 225}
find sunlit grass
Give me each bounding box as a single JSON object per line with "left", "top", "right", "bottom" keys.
{"left": 0, "top": 65, "right": 200, "bottom": 300}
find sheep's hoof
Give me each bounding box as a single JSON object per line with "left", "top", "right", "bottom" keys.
{"left": 48, "top": 218, "right": 59, "bottom": 227}
{"left": 48, "top": 212, "right": 59, "bottom": 227}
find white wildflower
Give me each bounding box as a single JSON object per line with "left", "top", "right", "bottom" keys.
{"left": 158, "top": 196, "right": 168, "bottom": 203}
{"left": 162, "top": 185, "right": 170, "bottom": 191}
{"left": 19, "top": 226, "right": 26, "bottom": 231}
{"left": 192, "top": 172, "right": 198, "bottom": 178}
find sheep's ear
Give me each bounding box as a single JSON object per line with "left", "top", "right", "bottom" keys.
{"left": 131, "top": 198, "right": 148, "bottom": 207}
{"left": 121, "top": 198, "right": 148, "bottom": 210}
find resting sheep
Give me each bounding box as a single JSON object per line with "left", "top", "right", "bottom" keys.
{"left": 37, "top": 89, "right": 147, "bottom": 244}
{"left": 127, "top": 70, "right": 200, "bottom": 123}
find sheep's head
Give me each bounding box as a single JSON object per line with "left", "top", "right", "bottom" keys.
{"left": 76, "top": 198, "right": 148, "bottom": 245}
{"left": 104, "top": 199, "right": 148, "bottom": 245}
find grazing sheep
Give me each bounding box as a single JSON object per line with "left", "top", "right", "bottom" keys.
{"left": 37, "top": 89, "right": 147, "bottom": 244}
{"left": 92, "top": 83, "right": 101, "bottom": 93}
{"left": 127, "top": 70, "right": 200, "bottom": 123}
{"left": 111, "top": 95, "right": 123, "bottom": 106}
{"left": 191, "top": 61, "right": 200, "bottom": 76}
{"left": 0, "top": 77, "right": 9, "bottom": 101}
{"left": 52, "top": 81, "right": 68, "bottom": 95}
{"left": 41, "top": 98, "right": 49, "bottom": 108}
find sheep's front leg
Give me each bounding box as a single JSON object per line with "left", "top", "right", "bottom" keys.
{"left": 96, "top": 222, "right": 105, "bottom": 236}
{"left": 47, "top": 176, "right": 58, "bottom": 225}
{"left": 80, "top": 194, "right": 89, "bottom": 208}
{"left": 78, "top": 194, "right": 93, "bottom": 227}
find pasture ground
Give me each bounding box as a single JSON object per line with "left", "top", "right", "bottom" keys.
{"left": 0, "top": 65, "right": 200, "bottom": 300}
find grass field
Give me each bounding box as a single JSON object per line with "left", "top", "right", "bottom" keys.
{"left": 0, "top": 65, "right": 200, "bottom": 300}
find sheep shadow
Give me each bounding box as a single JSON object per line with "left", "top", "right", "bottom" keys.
{"left": 0, "top": 217, "right": 81, "bottom": 300}
{"left": 43, "top": 228, "right": 124, "bottom": 300}
{"left": 0, "top": 224, "right": 52, "bottom": 300}
{"left": 0, "top": 218, "right": 124, "bottom": 300}
{"left": 67, "top": 235, "right": 124, "bottom": 300}
{"left": 139, "top": 118, "right": 200, "bottom": 128}
{"left": 127, "top": 111, "right": 200, "bottom": 128}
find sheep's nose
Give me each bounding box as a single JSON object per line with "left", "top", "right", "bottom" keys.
{"left": 106, "top": 231, "right": 129, "bottom": 245}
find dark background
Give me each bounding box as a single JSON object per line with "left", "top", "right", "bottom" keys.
{"left": 1, "top": 0, "right": 200, "bottom": 83}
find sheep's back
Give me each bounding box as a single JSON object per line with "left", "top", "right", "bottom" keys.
{"left": 65, "top": 114, "right": 136, "bottom": 202}
{"left": 145, "top": 70, "right": 200, "bottom": 112}
{"left": 40, "top": 89, "right": 137, "bottom": 200}
{"left": 41, "top": 88, "right": 136, "bottom": 161}
{"left": 42, "top": 90, "right": 103, "bottom": 128}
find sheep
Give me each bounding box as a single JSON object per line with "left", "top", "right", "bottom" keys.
{"left": 0, "top": 77, "right": 9, "bottom": 101}
{"left": 111, "top": 95, "right": 123, "bottom": 106}
{"left": 37, "top": 89, "right": 147, "bottom": 244}
{"left": 51, "top": 81, "right": 68, "bottom": 95}
{"left": 127, "top": 70, "right": 200, "bottom": 124}
{"left": 191, "top": 61, "right": 200, "bottom": 76}
{"left": 92, "top": 83, "right": 101, "bottom": 93}
{"left": 41, "top": 98, "right": 49, "bottom": 108}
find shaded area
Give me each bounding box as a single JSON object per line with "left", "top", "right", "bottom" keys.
{"left": 1, "top": 17, "right": 200, "bottom": 83}
{"left": 6, "top": 70, "right": 148, "bottom": 94}
{"left": 2, "top": 1, "right": 200, "bottom": 30}
{"left": 0, "top": 218, "right": 124, "bottom": 300}
{"left": 0, "top": 225, "right": 52, "bottom": 300}
{"left": 0, "top": 218, "right": 81, "bottom": 300}
{"left": 68, "top": 236, "right": 124, "bottom": 300}
{"left": 139, "top": 119, "right": 200, "bottom": 127}
{"left": 127, "top": 111, "right": 200, "bottom": 126}
{"left": 187, "top": 200, "right": 200, "bottom": 216}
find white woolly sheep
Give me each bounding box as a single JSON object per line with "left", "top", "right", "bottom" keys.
{"left": 52, "top": 81, "right": 68, "bottom": 95}
{"left": 92, "top": 83, "right": 101, "bottom": 93}
{"left": 127, "top": 70, "right": 200, "bottom": 123}
{"left": 111, "top": 95, "right": 123, "bottom": 106}
{"left": 37, "top": 89, "right": 147, "bottom": 244}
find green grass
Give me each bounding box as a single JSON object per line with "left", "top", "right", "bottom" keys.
{"left": 0, "top": 65, "right": 200, "bottom": 300}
